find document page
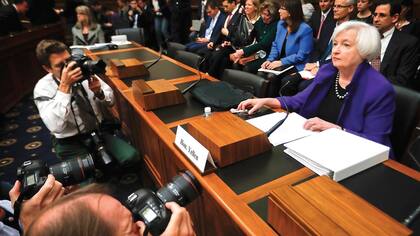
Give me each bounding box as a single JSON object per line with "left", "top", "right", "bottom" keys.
{"left": 257, "top": 65, "right": 294, "bottom": 75}
{"left": 246, "top": 112, "right": 315, "bottom": 146}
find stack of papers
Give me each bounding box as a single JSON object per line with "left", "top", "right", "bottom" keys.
{"left": 246, "top": 112, "right": 315, "bottom": 146}
{"left": 258, "top": 65, "right": 294, "bottom": 75}
{"left": 284, "top": 128, "right": 389, "bottom": 181}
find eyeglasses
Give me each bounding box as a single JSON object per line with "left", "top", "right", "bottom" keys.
{"left": 333, "top": 4, "right": 352, "bottom": 8}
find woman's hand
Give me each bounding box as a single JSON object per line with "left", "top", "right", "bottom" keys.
{"left": 267, "top": 60, "right": 282, "bottom": 70}
{"left": 303, "top": 117, "right": 341, "bottom": 131}
{"left": 260, "top": 60, "right": 271, "bottom": 69}
{"left": 237, "top": 98, "right": 281, "bottom": 114}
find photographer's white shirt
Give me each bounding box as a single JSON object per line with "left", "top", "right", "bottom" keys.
{"left": 0, "top": 200, "right": 19, "bottom": 236}
{"left": 33, "top": 73, "right": 114, "bottom": 139}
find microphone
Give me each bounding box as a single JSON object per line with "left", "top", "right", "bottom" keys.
{"left": 266, "top": 81, "right": 290, "bottom": 137}
{"left": 402, "top": 203, "right": 420, "bottom": 226}
{"left": 146, "top": 40, "right": 168, "bottom": 69}
{"left": 181, "top": 57, "right": 206, "bottom": 94}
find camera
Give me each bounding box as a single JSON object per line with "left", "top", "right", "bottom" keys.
{"left": 16, "top": 155, "right": 95, "bottom": 199}
{"left": 125, "top": 171, "right": 201, "bottom": 236}
{"left": 66, "top": 52, "right": 106, "bottom": 80}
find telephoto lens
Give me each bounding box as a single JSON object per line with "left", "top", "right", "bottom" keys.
{"left": 49, "top": 154, "right": 96, "bottom": 186}
{"left": 16, "top": 155, "right": 96, "bottom": 199}
{"left": 126, "top": 170, "right": 201, "bottom": 236}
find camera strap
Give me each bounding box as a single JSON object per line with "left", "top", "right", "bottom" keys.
{"left": 12, "top": 193, "right": 25, "bottom": 222}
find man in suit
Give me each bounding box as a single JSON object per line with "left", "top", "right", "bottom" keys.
{"left": 201, "top": 0, "right": 241, "bottom": 77}
{"left": 185, "top": 0, "right": 226, "bottom": 54}
{"left": 373, "top": 0, "right": 419, "bottom": 90}
{"left": 0, "top": 0, "right": 28, "bottom": 36}
{"left": 308, "top": 0, "right": 336, "bottom": 62}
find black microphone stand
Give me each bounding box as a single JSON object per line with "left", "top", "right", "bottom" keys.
{"left": 266, "top": 81, "right": 291, "bottom": 137}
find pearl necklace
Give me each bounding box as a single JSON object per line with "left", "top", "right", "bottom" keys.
{"left": 335, "top": 73, "right": 348, "bottom": 100}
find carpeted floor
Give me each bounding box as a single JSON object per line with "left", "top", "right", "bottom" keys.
{"left": 0, "top": 95, "right": 145, "bottom": 201}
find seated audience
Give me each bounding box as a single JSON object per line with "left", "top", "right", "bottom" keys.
{"left": 395, "top": 0, "right": 420, "bottom": 40}
{"left": 0, "top": 0, "right": 29, "bottom": 36}
{"left": 281, "top": 0, "right": 356, "bottom": 96}
{"left": 238, "top": 21, "right": 395, "bottom": 151}
{"left": 150, "top": 0, "right": 171, "bottom": 48}
{"left": 201, "top": 0, "right": 242, "bottom": 77}
{"left": 33, "top": 40, "right": 114, "bottom": 159}
{"left": 373, "top": 0, "right": 419, "bottom": 90}
{"left": 185, "top": 0, "right": 226, "bottom": 54}
{"left": 355, "top": 0, "right": 373, "bottom": 24}
{"left": 72, "top": 5, "right": 105, "bottom": 45}
{"left": 230, "top": 0, "right": 279, "bottom": 74}
{"left": 259, "top": 0, "right": 313, "bottom": 97}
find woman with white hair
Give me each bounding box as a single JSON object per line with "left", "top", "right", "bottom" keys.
{"left": 238, "top": 21, "right": 396, "bottom": 151}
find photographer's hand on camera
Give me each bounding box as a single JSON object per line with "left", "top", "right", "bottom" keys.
{"left": 89, "top": 76, "right": 105, "bottom": 100}
{"left": 58, "top": 61, "right": 83, "bottom": 94}
{"left": 161, "top": 202, "right": 195, "bottom": 236}
{"left": 9, "top": 175, "right": 64, "bottom": 230}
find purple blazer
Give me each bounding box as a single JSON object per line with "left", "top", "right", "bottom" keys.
{"left": 277, "top": 61, "right": 396, "bottom": 154}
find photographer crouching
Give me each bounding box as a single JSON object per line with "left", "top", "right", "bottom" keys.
{"left": 8, "top": 174, "right": 196, "bottom": 236}
{"left": 33, "top": 39, "right": 114, "bottom": 161}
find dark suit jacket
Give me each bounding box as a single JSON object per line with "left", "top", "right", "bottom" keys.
{"left": 308, "top": 9, "right": 335, "bottom": 62}
{"left": 0, "top": 5, "right": 24, "bottom": 36}
{"left": 381, "top": 29, "right": 419, "bottom": 90}
{"left": 216, "top": 8, "right": 241, "bottom": 45}
{"left": 149, "top": 0, "right": 170, "bottom": 18}
{"left": 198, "top": 11, "right": 226, "bottom": 44}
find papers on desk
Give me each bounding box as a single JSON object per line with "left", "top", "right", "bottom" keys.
{"left": 246, "top": 112, "right": 315, "bottom": 146}
{"left": 69, "top": 42, "right": 131, "bottom": 51}
{"left": 284, "top": 128, "right": 389, "bottom": 181}
{"left": 258, "top": 65, "right": 294, "bottom": 75}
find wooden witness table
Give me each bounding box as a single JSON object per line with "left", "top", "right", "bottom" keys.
{"left": 86, "top": 43, "right": 420, "bottom": 235}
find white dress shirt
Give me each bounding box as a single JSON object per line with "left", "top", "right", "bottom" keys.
{"left": 380, "top": 27, "right": 395, "bottom": 61}
{"left": 33, "top": 73, "right": 114, "bottom": 139}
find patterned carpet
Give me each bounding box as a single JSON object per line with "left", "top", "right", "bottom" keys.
{"left": 0, "top": 96, "right": 145, "bottom": 201}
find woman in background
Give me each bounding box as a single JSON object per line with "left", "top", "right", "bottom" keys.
{"left": 259, "top": 0, "right": 313, "bottom": 97}
{"left": 355, "top": 0, "right": 373, "bottom": 24}
{"left": 72, "top": 5, "right": 105, "bottom": 45}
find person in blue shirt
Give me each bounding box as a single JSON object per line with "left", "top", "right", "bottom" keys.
{"left": 259, "top": 0, "right": 313, "bottom": 97}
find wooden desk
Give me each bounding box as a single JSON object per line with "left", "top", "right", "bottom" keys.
{"left": 87, "top": 43, "right": 420, "bottom": 235}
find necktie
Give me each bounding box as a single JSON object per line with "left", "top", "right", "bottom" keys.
{"left": 72, "top": 84, "right": 97, "bottom": 133}
{"left": 316, "top": 14, "right": 325, "bottom": 40}
{"left": 226, "top": 13, "right": 232, "bottom": 27}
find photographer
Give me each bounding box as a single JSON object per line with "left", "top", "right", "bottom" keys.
{"left": 23, "top": 184, "right": 195, "bottom": 236}
{"left": 33, "top": 39, "right": 114, "bottom": 160}
{"left": 1, "top": 175, "right": 64, "bottom": 235}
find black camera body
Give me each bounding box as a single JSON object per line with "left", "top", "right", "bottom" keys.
{"left": 16, "top": 155, "right": 95, "bottom": 199}
{"left": 125, "top": 171, "right": 200, "bottom": 236}
{"left": 67, "top": 53, "right": 106, "bottom": 80}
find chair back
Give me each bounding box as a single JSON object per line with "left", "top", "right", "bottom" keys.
{"left": 391, "top": 85, "right": 420, "bottom": 162}
{"left": 167, "top": 41, "right": 186, "bottom": 58}
{"left": 221, "top": 69, "right": 269, "bottom": 98}
{"left": 115, "top": 28, "right": 145, "bottom": 45}
{"left": 174, "top": 50, "right": 202, "bottom": 69}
